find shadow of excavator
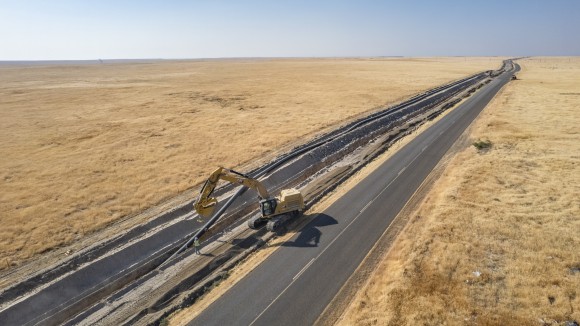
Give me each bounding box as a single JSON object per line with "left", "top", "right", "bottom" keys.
{"left": 274, "top": 213, "right": 338, "bottom": 248}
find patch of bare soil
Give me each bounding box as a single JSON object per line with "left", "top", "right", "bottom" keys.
{"left": 338, "top": 57, "right": 580, "bottom": 325}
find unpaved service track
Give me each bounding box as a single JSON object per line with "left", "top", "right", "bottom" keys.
{"left": 189, "top": 64, "right": 519, "bottom": 326}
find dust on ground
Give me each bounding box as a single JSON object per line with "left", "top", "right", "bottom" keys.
{"left": 0, "top": 57, "right": 501, "bottom": 270}
{"left": 338, "top": 57, "right": 580, "bottom": 325}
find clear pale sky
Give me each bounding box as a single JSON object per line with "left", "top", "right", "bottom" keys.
{"left": 1, "top": 0, "right": 579, "bottom": 60}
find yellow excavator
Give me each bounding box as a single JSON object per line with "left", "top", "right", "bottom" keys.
{"left": 194, "top": 167, "right": 305, "bottom": 231}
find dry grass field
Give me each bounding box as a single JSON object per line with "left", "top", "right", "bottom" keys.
{"left": 0, "top": 57, "right": 499, "bottom": 270}
{"left": 339, "top": 57, "right": 580, "bottom": 325}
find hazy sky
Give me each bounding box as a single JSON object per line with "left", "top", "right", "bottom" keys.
{"left": 1, "top": 0, "right": 579, "bottom": 60}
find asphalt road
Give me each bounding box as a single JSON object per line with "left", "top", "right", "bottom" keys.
{"left": 190, "top": 65, "right": 518, "bottom": 326}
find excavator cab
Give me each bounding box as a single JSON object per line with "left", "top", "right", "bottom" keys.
{"left": 259, "top": 198, "right": 278, "bottom": 217}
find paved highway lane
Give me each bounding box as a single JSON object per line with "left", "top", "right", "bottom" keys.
{"left": 190, "top": 65, "right": 518, "bottom": 326}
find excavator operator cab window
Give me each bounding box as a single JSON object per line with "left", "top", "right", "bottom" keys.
{"left": 260, "top": 199, "right": 277, "bottom": 217}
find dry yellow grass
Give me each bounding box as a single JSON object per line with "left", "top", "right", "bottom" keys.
{"left": 339, "top": 57, "right": 580, "bottom": 325}
{"left": 0, "top": 57, "right": 500, "bottom": 269}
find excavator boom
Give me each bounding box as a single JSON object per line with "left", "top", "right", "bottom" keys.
{"left": 194, "top": 167, "right": 269, "bottom": 217}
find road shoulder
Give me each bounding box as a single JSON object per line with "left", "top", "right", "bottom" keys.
{"left": 336, "top": 58, "right": 580, "bottom": 325}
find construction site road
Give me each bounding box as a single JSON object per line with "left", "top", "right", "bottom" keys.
{"left": 189, "top": 64, "right": 519, "bottom": 326}
{"left": 0, "top": 65, "right": 498, "bottom": 326}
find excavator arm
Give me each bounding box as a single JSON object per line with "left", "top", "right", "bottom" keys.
{"left": 194, "top": 167, "right": 270, "bottom": 217}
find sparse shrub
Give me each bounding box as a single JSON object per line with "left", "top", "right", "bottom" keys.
{"left": 472, "top": 139, "right": 492, "bottom": 151}
{"left": 158, "top": 318, "right": 169, "bottom": 326}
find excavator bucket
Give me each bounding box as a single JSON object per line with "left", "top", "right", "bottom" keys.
{"left": 194, "top": 197, "right": 218, "bottom": 218}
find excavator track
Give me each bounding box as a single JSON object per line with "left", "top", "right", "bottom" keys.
{"left": 266, "top": 211, "right": 301, "bottom": 232}
{"left": 247, "top": 216, "right": 268, "bottom": 230}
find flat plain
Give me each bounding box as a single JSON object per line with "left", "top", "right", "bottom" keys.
{"left": 0, "top": 57, "right": 499, "bottom": 270}
{"left": 339, "top": 57, "right": 580, "bottom": 325}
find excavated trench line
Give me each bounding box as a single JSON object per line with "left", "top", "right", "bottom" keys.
{"left": 0, "top": 62, "right": 511, "bottom": 326}
{"left": 0, "top": 68, "right": 493, "bottom": 307}
{"left": 117, "top": 75, "right": 500, "bottom": 326}
{"left": 72, "top": 71, "right": 508, "bottom": 325}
